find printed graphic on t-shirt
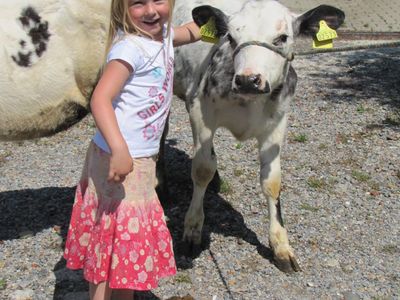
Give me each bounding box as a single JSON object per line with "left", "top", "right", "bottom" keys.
{"left": 148, "top": 87, "right": 159, "bottom": 98}
{"left": 139, "top": 56, "right": 174, "bottom": 141}
{"left": 143, "top": 124, "right": 157, "bottom": 140}
{"left": 151, "top": 67, "right": 163, "bottom": 79}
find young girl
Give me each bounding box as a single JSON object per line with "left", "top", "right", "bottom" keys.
{"left": 63, "top": 0, "right": 200, "bottom": 299}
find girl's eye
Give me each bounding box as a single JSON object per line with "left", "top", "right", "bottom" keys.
{"left": 273, "top": 34, "right": 288, "bottom": 46}
{"left": 129, "top": 0, "right": 143, "bottom": 6}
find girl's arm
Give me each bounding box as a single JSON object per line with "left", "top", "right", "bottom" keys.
{"left": 90, "top": 59, "right": 133, "bottom": 182}
{"left": 173, "top": 21, "right": 201, "bottom": 47}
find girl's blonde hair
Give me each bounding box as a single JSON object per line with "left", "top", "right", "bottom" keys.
{"left": 104, "top": 0, "right": 175, "bottom": 59}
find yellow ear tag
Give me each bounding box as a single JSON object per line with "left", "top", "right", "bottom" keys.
{"left": 313, "top": 20, "right": 338, "bottom": 49}
{"left": 200, "top": 17, "right": 219, "bottom": 44}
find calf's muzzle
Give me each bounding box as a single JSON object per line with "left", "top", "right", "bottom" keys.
{"left": 233, "top": 74, "right": 271, "bottom": 94}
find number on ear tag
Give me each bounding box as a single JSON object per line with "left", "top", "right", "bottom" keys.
{"left": 200, "top": 17, "right": 219, "bottom": 44}
{"left": 313, "top": 20, "right": 338, "bottom": 49}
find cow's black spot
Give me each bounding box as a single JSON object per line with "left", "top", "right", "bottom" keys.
{"left": 12, "top": 51, "right": 32, "bottom": 67}
{"left": 11, "top": 6, "right": 51, "bottom": 67}
{"left": 210, "top": 77, "right": 218, "bottom": 88}
{"left": 23, "top": 6, "right": 41, "bottom": 24}
{"left": 29, "top": 22, "right": 50, "bottom": 44}
{"left": 276, "top": 196, "right": 285, "bottom": 227}
{"left": 35, "top": 41, "right": 47, "bottom": 57}
{"left": 203, "top": 78, "right": 210, "bottom": 97}
{"left": 19, "top": 16, "right": 30, "bottom": 27}
{"left": 270, "top": 84, "right": 283, "bottom": 101}
{"left": 202, "top": 42, "right": 235, "bottom": 99}
{"left": 286, "top": 66, "right": 298, "bottom": 96}
{"left": 270, "top": 66, "right": 298, "bottom": 102}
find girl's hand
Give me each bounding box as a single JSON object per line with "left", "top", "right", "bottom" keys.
{"left": 107, "top": 147, "right": 133, "bottom": 182}
{"left": 173, "top": 21, "right": 201, "bottom": 47}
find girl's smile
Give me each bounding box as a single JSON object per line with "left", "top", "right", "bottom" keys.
{"left": 129, "top": 0, "right": 170, "bottom": 41}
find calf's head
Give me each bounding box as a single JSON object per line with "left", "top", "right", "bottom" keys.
{"left": 193, "top": 1, "right": 345, "bottom": 95}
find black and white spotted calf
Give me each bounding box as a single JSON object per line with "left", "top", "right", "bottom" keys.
{"left": 172, "top": 0, "right": 344, "bottom": 272}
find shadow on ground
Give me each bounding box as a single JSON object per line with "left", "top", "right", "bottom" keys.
{"left": 0, "top": 139, "right": 273, "bottom": 299}
{"left": 0, "top": 186, "right": 75, "bottom": 241}
{"left": 305, "top": 48, "right": 400, "bottom": 108}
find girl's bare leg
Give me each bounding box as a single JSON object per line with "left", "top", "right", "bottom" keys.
{"left": 89, "top": 281, "right": 112, "bottom": 300}
{"left": 112, "top": 289, "right": 134, "bottom": 300}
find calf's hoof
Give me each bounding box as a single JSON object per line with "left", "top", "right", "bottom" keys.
{"left": 180, "top": 239, "right": 203, "bottom": 258}
{"left": 182, "top": 228, "right": 203, "bottom": 257}
{"left": 274, "top": 251, "right": 301, "bottom": 273}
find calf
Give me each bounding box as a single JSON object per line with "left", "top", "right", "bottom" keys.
{"left": 173, "top": 0, "right": 344, "bottom": 272}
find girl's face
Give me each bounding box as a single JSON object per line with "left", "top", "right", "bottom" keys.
{"left": 128, "top": 0, "right": 170, "bottom": 41}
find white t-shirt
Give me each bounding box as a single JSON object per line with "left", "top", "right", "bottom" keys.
{"left": 93, "top": 28, "right": 174, "bottom": 158}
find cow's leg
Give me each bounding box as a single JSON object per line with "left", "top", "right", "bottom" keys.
{"left": 183, "top": 103, "right": 216, "bottom": 247}
{"left": 258, "top": 123, "right": 300, "bottom": 273}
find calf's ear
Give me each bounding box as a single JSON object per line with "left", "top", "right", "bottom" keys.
{"left": 192, "top": 5, "right": 229, "bottom": 37}
{"left": 294, "top": 5, "right": 345, "bottom": 36}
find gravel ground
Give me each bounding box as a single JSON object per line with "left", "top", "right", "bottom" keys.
{"left": 0, "top": 47, "right": 399, "bottom": 300}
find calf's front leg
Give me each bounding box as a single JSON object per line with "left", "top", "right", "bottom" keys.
{"left": 183, "top": 106, "right": 217, "bottom": 247}
{"left": 258, "top": 137, "right": 300, "bottom": 273}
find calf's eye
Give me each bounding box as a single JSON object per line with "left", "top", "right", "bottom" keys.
{"left": 227, "top": 34, "right": 237, "bottom": 47}
{"left": 273, "top": 34, "right": 288, "bottom": 46}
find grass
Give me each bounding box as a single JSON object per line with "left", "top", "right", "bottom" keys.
{"left": 174, "top": 272, "right": 192, "bottom": 284}
{"left": 235, "top": 142, "right": 243, "bottom": 149}
{"left": 351, "top": 170, "right": 370, "bottom": 182}
{"left": 356, "top": 105, "right": 366, "bottom": 113}
{"left": 382, "top": 244, "right": 398, "bottom": 254}
{"left": 307, "top": 176, "right": 327, "bottom": 189}
{"left": 300, "top": 203, "right": 319, "bottom": 212}
{"left": 318, "top": 143, "right": 328, "bottom": 150}
{"left": 293, "top": 134, "right": 308, "bottom": 143}
{"left": 384, "top": 109, "right": 400, "bottom": 126}
{"left": 340, "top": 157, "right": 360, "bottom": 168}
{"left": 0, "top": 278, "right": 6, "bottom": 290}
{"left": 220, "top": 179, "right": 233, "bottom": 194}
{"left": 233, "top": 168, "right": 244, "bottom": 177}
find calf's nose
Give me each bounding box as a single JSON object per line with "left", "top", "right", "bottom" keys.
{"left": 234, "top": 74, "right": 270, "bottom": 94}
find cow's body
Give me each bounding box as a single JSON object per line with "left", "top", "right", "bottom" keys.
{"left": 173, "top": 0, "right": 344, "bottom": 272}
{"left": 0, "top": 0, "right": 109, "bottom": 140}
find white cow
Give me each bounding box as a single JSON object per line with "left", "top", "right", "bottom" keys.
{"left": 0, "top": 0, "right": 109, "bottom": 140}
{"left": 173, "top": 0, "right": 344, "bottom": 272}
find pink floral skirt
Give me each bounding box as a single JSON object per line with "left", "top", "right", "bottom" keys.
{"left": 63, "top": 142, "right": 176, "bottom": 290}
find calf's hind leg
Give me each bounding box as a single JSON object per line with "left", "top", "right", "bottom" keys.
{"left": 258, "top": 138, "right": 300, "bottom": 273}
